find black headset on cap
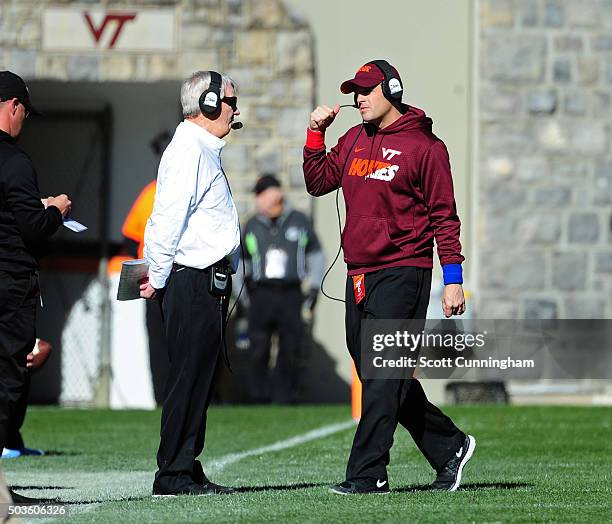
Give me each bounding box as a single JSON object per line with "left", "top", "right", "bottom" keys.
{"left": 199, "top": 70, "right": 223, "bottom": 115}
{"left": 370, "top": 59, "right": 403, "bottom": 102}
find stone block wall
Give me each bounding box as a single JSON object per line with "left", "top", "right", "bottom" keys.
{"left": 478, "top": 0, "right": 612, "bottom": 319}
{"left": 0, "top": 0, "right": 315, "bottom": 217}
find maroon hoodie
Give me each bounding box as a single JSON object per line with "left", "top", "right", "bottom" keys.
{"left": 303, "top": 105, "right": 464, "bottom": 276}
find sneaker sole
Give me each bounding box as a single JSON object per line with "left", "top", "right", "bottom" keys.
{"left": 152, "top": 493, "right": 219, "bottom": 497}
{"left": 153, "top": 491, "right": 234, "bottom": 497}
{"left": 449, "top": 435, "right": 476, "bottom": 492}
{"left": 329, "top": 487, "right": 390, "bottom": 495}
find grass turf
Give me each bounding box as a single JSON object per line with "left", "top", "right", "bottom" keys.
{"left": 2, "top": 404, "right": 611, "bottom": 523}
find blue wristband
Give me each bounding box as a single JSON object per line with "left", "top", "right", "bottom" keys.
{"left": 443, "top": 264, "right": 463, "bottom": 285}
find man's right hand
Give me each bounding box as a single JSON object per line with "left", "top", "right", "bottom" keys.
{"left": 47, "top": 194, "right": 72, "bottom": 217}
{"left": 140, "top": 280, "right": 158, "bottom": 300}
{"left": 309, "top": 104, "right": 340, "bottom": 132}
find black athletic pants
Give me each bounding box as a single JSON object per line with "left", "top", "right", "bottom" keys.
{"left": 345, "top": 266, "right": 464, "bottom": 481}
{"left": 145, "top": 300, "right": 169, "bottom": 407}
{"left": 4, "top": 374, "right": 28, "bottom": 449}
{"left": 247, "top": 284, "right": 303, "bottom": 404}
{"left": 153, "top": 265, "right": 230, "bottom": 493}
{"left": 0, "top": 271, "right": 38, "bottom": 453}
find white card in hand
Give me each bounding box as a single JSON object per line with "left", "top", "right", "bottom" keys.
{"left": 63, "top": 218, "right": 88, "bottom": 232}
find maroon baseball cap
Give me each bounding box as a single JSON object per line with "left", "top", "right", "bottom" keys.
{"left": 340, "top": 61, "right": 401, "bottom": 94}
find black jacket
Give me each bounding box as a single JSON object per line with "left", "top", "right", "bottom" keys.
{"left": 0, "top": 130, "right": 62, "bottom": 273}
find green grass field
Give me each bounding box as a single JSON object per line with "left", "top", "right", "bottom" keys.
{"left": 3, "top": 405, "right": 611, "bottom": 523}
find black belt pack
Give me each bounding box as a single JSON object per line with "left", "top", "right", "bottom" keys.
{"left": 209, "top": 260, "right": 231, "bottom": 298}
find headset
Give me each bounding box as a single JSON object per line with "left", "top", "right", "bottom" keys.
{"left": 198, "top": 70, "right": 243, "bottom": 130}
{"left": 371, "top": 59, "right": 403, "bottom": 102}
{"left": 199, "top": 70, "right": 223, "bottom": 115}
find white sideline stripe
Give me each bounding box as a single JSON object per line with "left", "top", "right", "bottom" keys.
{"left": 208, "top": 419, "right": 355, "bottom": 473}
{"left": 21, "top": 418, "right": 355, "bottom": 522}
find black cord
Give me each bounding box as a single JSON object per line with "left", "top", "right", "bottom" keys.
{"left": 218, "top": 295, "right": 231, "bottom": 371}
{"left": 319, "top": 188, "right": 345, "bottom": 304}
{"left": 220, "top": 237, "right": 246, "bottom": 373}
{"left": 219, "top": 165, "right": 246, "bottom": 372}
{"left": 319, "top": 123, "right": 365, "bottom": 304}
{"left": 225, "top": 240, "right": 246, "bottom": 323}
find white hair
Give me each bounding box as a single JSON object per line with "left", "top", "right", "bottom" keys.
{"left": 180, "top": 71, "right": 237, "bottom": 118}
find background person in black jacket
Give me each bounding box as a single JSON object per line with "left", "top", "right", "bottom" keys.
{"left": 241, "top": 174, "right": 325, "bottom": 403}
{"left": 0, "top": 71, "right": 71, "bottom": 489}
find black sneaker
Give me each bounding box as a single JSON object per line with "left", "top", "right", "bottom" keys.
{"left": 329, "top": 478, "right": 390, "bottom": 495}
{"left": 200, "top": 481, "right": 235, "bottom": 495}
{"left": 153, "top": 482, "right": 233, "bottom": 497}
{"left": 431, "top": 434, "right": 476, "bottom": 492}
{"left": 9, "top": 490, "right": 41, "bottom": 503}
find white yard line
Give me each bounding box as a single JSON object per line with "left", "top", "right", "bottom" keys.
{"left": 208, "top": 419, "right": 355, "bottom": 473}
{"left": 19, "top": 417, "right": 356, "bottom": 522}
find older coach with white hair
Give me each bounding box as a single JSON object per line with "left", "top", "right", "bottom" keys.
{"left": 141, "top": 70, "right": 241, "bottom": 496}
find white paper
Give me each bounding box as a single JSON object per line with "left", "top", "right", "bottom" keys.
{"left": 117, "top": 259, "right": 149, "bottom": 301}
{"left": 63, "top": 218, "right": 88, "bottom": 232}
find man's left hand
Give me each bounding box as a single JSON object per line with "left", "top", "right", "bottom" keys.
{"left": 140, "top": 280, "right": 158, "bottom": 299}
{"left": 442, "top": 284, "right": 465, "bottom": 318}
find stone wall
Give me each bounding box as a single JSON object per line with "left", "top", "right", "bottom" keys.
{"left": 0, "top": 0, "right": 315, "bottom": 216}
{"left": 478, "top": 0, "right": 612, "bottom": 319}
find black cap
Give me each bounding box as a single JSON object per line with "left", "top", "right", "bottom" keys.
{"left": 253, "top": 174, "right": 281, "bottom": 194}
{"left": 0, "top": 71, "right": 41, "bottom": 116}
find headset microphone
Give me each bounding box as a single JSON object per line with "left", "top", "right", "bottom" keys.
{"left": 339, "top": 104, "right": 358, "bottom": 108}
{"left": 231, "top": 122, "right": 243, "bottom": 130}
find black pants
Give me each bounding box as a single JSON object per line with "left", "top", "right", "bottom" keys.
{"left": 146, "top": 300, "right": 169, "bottom": 407}
{"left": 4, "top": 373, "right": 29, "bottom": 449}
{"left": 247, "top": 285, "right": 303, "bottom": 404}
{"left": 153, "top": 266, "right": 230, "bottom": 493}
{"left": 0, "top": 271, "right": 38, "bottom": 453}
{"left": 345, "top": 266, "right": 464, "bottom": 481}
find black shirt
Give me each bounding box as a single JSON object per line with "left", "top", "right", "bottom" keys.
{"left": 0, "top": 130, "right": 62, "bottom": 274}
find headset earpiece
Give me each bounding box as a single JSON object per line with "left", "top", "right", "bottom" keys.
{"left": 199, "top": 71, "right": 223, "bottom": 115}
{"left": 371, "top": 60, "right": 403, "bottom": 102}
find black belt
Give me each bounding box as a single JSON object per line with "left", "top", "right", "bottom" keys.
{"left": 172, "top": 263, "right": 209, "bottom": 273}
{"left": 172, "top": 259, "right": 230, "bottom": 273}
